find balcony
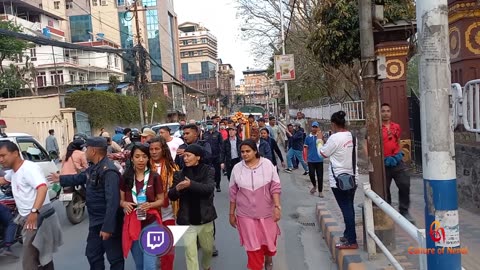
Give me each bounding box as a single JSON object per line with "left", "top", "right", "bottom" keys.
{"left": 0, "top": 14, "right": 64, "bottom": 40}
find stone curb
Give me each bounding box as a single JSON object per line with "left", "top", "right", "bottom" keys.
{"left": 316, "top": 202, "right": 366, "bottom": 270}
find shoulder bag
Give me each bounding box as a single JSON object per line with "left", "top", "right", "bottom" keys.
{"left": 331, "top": 132, "right": 357, "bottom": 191}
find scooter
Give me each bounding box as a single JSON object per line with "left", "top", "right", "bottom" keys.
{"left": 58, "top": 184, "right": 86, "bottom": 225}
{"left": 0, "top": 186, "right": 22, "bottom": 246}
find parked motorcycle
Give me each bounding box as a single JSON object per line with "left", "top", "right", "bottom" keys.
{"left": 0, "top": 186, "right": 22, "bottom": 246}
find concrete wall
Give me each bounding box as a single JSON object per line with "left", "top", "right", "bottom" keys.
{"left": 0, "top": 94, "right": 75, "bottom": 156}
{"left": 456, "top": 142, "right": 480, "bottom": 214}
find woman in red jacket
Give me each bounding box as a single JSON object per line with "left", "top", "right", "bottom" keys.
{"left": 120, "top": 143, "right": 164, "bottom": 270}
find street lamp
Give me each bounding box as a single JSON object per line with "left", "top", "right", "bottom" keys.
{"left": 278, "top": 0, "right": 290, "bottom": 122}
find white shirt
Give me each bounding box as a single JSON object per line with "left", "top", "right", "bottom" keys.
{"left": 318, "top": 131, "right": 358, "bottom": 188}
{"left": 155, "top": 165, "right": 174, "bottom": 221}
{"left": 5, "top": 161, "right": 50, "bottom": 216}
{"left": 167, "top": 137, "right": 184, "bottom": 160}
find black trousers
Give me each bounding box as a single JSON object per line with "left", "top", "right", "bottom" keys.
{"left": 226, "top": 158, "right": 241, "bottom": 181}
{"left": 307, "top": 162, "right": 324, "bottom": 192}
{"left": 385, "top": 161, "right": 411, "bottom": 214}
{"left": 86, "top": 225, "right": 124, "bottom": 270}
{"left": 212, "top": 161, "right": 222, "bottom": 189}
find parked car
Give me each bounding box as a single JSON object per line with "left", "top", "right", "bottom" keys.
{"left": 151, "top": 123, "right": 182, "bottom": 138}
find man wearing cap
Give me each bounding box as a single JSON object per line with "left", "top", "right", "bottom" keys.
{"left": 49, "top": 137, "right": 124, "bottom": 270}
{"left": 304, "top": 122, "right": 325, "bottom": 197}
{"left": 140, "top": 127, "right": 156, "bottom": 143}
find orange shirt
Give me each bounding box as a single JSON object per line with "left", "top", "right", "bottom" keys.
{"left": 382, "top": 122, "right": 401, "bottom": 157}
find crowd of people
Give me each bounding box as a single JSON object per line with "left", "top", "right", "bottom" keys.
{"left": 0, "top": 107, "right": 413, "bottom": 270}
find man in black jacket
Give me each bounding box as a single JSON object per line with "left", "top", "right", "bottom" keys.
{"left": 203, "top": 123, "right": 224, "bottom": 192}
{"left": 175, "top": 124, "right": 212, "bottom": 169}
{"left": 221, "top": 127, "right": 242, "bottom": 181}
{"left": 169, "top": 144, "right": 217, "bottom": 270}
{"left": 250, "top": 127, "right": 273, "bottom": 163}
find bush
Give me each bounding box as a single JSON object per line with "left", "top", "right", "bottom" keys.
{"left": 65, "top": 91, "right": 166, "bottom": 128}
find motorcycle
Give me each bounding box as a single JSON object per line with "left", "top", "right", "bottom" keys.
{"left": 0, "top": 186, "right": 22, "bottom": 246}
{"left": 58, "top": 184, "right": 86, "bottom": 225}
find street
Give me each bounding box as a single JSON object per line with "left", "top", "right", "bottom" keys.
{"left": 0, "top": 169, "right": 334, "bottom": 270}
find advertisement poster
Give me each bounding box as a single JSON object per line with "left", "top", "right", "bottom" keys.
{"left": 274, "top": 54, "right": 295, "bottom": 81}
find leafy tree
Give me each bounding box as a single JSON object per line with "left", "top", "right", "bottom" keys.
{"left": 108, "top": 75, "right": 120, "bottom": 92}
{"left": 0, "top": 21, "right": 30, "bottom": 72}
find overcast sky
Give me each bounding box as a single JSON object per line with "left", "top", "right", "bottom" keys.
{"left": 174, "top": 0, "right": 257, "bottom": 84}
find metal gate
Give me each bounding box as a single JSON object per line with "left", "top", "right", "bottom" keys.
{"left": 75, "top": 111, "right": 91, "bottom": 137}
{"left": 408, "top": 91, "right": 422, "bottom": 172}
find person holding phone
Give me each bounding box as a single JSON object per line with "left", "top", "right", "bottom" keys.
{"left": 168, "top": 144, "right": 217, "bottom": 270}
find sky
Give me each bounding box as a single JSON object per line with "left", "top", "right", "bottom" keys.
{"left": 174, "top": 0, "right": 257, "bottom": 84}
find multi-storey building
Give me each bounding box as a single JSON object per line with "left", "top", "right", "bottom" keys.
{"left": 218, "top": 60, "right": 235, "bottom": 111}
{"left": 178, "top": 22, "right": 218, "bottom": 95}
{"left": 242, "top": 69, "right": 280, "bottom": 112}
{"left": 0, "top": 0, "right": 124, "bottom": 91}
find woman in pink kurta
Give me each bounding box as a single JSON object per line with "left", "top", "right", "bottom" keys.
{"left": 229, "top": 139, "right": 282, "bottom": 270}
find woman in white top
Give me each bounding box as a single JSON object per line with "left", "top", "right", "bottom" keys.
{"left": 316, "top": 111, "right": 358, "bottom": 249}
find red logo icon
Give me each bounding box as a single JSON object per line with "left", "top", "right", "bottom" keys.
{"left": 429, "top": 221, "right": 446, "bottom": 243}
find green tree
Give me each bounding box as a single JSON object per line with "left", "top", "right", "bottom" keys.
{"left": 108, "top": 75, "right": 120, "bottom": 93}
{"left": 0, "top": 21, "right": 30, "bottom": 72}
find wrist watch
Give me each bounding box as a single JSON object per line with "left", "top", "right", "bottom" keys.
{"left": 31, "top": 208, "right": 39, "bottom": 214}
{"left": 274, "top": 205, "right": 282, "bottom": 210}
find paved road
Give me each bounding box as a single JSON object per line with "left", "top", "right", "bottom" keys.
{"left": 0, "top": 169, "right": 334, "bottom": 270}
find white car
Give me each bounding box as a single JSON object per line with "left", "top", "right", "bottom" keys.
{"left": 151, "top": 123, "right": 182, "bottom": 138}
{"left": 0, "top": 132, "right": 60, "bottom": 201}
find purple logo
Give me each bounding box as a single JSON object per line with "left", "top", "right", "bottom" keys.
{"left": 140, "top": 224, "right": 174, "bottom": 256}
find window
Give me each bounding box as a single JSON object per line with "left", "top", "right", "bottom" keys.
{"left": 188, "top": 51, "right": 194, "bottom": 57}
{"left": 50, "top": 71, "right": 64, "bottom": 85}
{"left": 182, "top": 40, "right": 188, "bottom": 46}
{"left": 69, "top": 72, "right": 76, "bottom": 84}
{"left": 117, "top": 0, "right": 125, "bottom": 6}
{"left": 114, "top": 56, "right": 119, "bottom": 68}
{"left": 54, "top": 1, "right": 60, "bottom": 9}
{"left": 107, "top": 54, "right": 112, "bottom": 68}
{"left": 30, "top": 48, "right": 37, "bottom": 61}
{"left": 100, "top": 0, "right": 108, "bottom": 6}
{"left": 192, "top": 39, "right": 198, "bottom": 44}
{"left": 14, "top": 53, "right": 23, "bottom": 63}
{"left": 143, "top": 0, "right": 157, "bottom": 7}
{"left": 37, "top": 72, "right": 46, "bottom": 87}
{"left": 70, "top": 15, "right": 93, "bottom": 42}
{"left": 201, "top": 38, "right": 207, "bottom": 44}
{"left": 79, "top": 73, "right": 86, "bottom": 83}
{"left": 66, "top": 0, "right": 73, "bottom": 9}
{"left": 17, "top": 139, "right": 50, "bottom": 162}
{"left": 146, "top": 9, "right": 162, "bottom": 81}
{"left": 92, "top": 0, "right": 98, "bottom": 6}
{"left": 198, "top": 50, "right": 203, "bottom": 56}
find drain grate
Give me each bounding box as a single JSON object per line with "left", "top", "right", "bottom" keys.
{"left": 300, "top": 222, "right": 316, "bottom": 227}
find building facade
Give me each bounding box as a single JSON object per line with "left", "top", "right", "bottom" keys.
{"left": 0, "top": 0, "right": 124, "bottom": 92}
{"left": 241, "top": 69, "right": 279, "bottom": 114}
{"left": 178, "top": 22, "right": 218, "bottom": 95}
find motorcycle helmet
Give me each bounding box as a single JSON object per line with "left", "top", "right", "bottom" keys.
{"left": 115, "top": 126, "right": 124, "bottom": 134}
{"left": 73, "top": 133, "right": 88, "bottom": 143}
{"left": 130, "top": 129, "right": 141, "bottom": 143}
{"left": 0, "top": 184, "right": 13, "bottom": 197}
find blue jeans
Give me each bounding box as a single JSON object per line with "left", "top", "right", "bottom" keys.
{"left": 131, "top": 240, "right": 157, "bottom": 270}
{"left": 0, "top": 204, "right": 16, "bottom": 246}
{"left": 332, "top": 187, "right": 357, "bottom": 244}
{"left": 286, "top": 149, "right": 308, "bottom": 171}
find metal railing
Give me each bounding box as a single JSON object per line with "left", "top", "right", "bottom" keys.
{"left": 461, "top": 79, "right": 480, "bottom": 132}
{"left": 363, "top": 182, "right": 466, "bottom": 270}
{"left": 290, "top": 100, "right": 365, "bottom": 121}
{"left": 363, "top": 182, "right": 427, "bottom": 270}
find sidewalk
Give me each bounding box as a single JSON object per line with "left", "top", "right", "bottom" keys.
{"left": 289, "top": 163, "right": 479, "bottom": 269}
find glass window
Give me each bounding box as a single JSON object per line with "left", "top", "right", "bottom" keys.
{"left": 70, "top": 15, "right": 93, "bottom": 42}
{"left": 50, "top": 71, "right": 64, "bottom": 85}
{"left": 192, "top": 39, "right": 197, "bottom": 44}
{"left": 69, "top": 72, "right": 76, "bottom": 84}
{"left": 117, "top": 0, "right": 125, "bottom": 6}
{"left": 66, "top": 0, "right": 73, "bottom": 9}
{"left": 146, "top": 10, "right": 162, "bottom": 81}
{"left": 17, "top": 138, "right": 50, "bottom": 162}
{"left": 201, "top": 38, "right": 207, "bottom": 43}
{"left": 54, "top": 1, "right": 60, "bottom": 9}
{"left": 143, "top": 0, "right": 157, "bottom": 7}
{"left": 37, "top": 72, "right": 46, "bottom": 87}
{"left": 92, "top": 0, "right": 98, "bottom": 6}
{"left": 182, "top": 40, "right": 188, "bottom": 46}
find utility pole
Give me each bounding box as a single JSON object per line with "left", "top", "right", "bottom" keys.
{"left": 279, "top": 0, "right": 289, "bottom": 122}
{"left": 132, "top": 0, "right": 147, "bottom": 126}
{"left": 417, "top": 0, "right": 461, "bottom": 269}
{"left": 359, "top": 0, "right": 393, "bottom": 247}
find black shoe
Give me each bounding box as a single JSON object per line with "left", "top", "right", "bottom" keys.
{"left": 303, "top": 171, "right": 309, "bottom": 175}
{"left": 212, "top": 247, "right": 219, "bottom": 257}
{"left": 401, "top": 212, "right": 416, "bottom": 225}
{"left": 339, "top": 236, "right": 348, "bottom": 243}
{"left": 216, "top": 187, "right": 221, "bottom": 192}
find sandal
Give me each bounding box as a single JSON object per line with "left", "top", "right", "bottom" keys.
{"left": 264, "top": 262, "right": 273, "bottom": 270}
{"left": 310, "top": 187, "right": 316, "bottom": 194}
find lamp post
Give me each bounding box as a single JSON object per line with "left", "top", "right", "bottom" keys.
{"left": 278, "top": 0, "right": 289, "bottom": 122}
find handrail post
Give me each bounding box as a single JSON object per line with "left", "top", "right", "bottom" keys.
{"left": 363, "top": 182, "right": 376, "bottom": 259}
{"left": 417, "top": 229, "right": 427, "bottom": 270}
